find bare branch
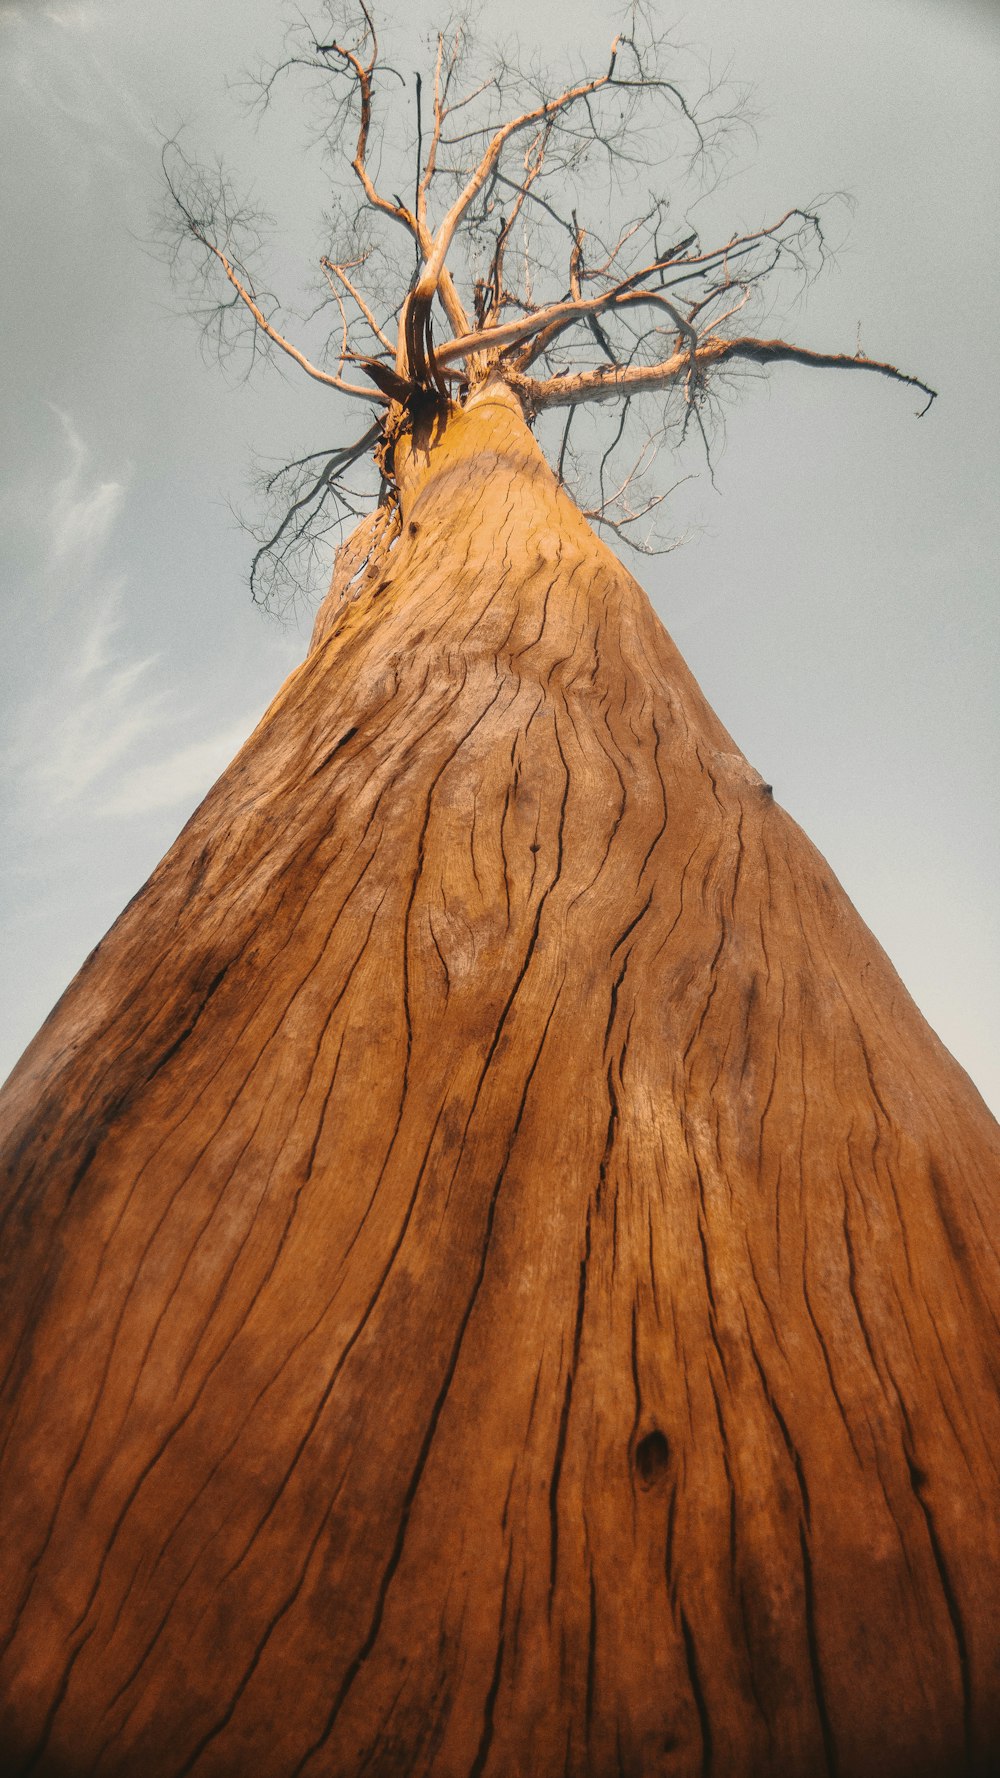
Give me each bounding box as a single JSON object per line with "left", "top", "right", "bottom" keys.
{"left": 196, "top": 228, "right": 387, "bottom": 400}
{"left": 583, "top": 474, "right": 692, "bottom": 545}
{"left": 713, "top": 337, "right": 938, "bottom": 414}
{"left": 321, "top": 255, "right": 395, "bottom": 352}
{"left": 433, "top": 280, "right": 697, "bottom": 372}
{"left": 519, "top": 335, "right": 938, "bottom": 414}
{"left": 248, "top": 417, "right": 383, "bottom": 607}
{"left": 556, "top": 404, "right": 576, "bottom": 483}
{"left": 159, "top": 137, "right": 387, "bottom": 400}
{"left": 597, "top": 397, "right": 630, "bottom": 511}
{"left": 416, "top": 36, "right": 445, "bottom": 228}
{"left": 314, "top": 1, "right": 421, "bottom": 242}
{"left": 413, "top": 34, "right": 626, "bottom": 310}
{"left": 480, "top": 127, "right": 551, "bottom": 332}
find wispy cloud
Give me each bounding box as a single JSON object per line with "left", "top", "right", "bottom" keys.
{"left": 44, "top": 6, "right": 97, "bottom": 27}
{"left": 47, "top": 406, "right": 125, "bottom": 566}
{"left": 1, "top": 0, "right": 159, "bottom": 171}
{"left": 99, "top": 722, "right": 257, "bottom": 818}
{"left": 20, "top": 590, "right": 164, "bottom": 806}
{"left": 2, "top": 413, "right": 257, "bottom": 829}
{"left": 0, "top": 409, "right": 270, "bottom": 1086}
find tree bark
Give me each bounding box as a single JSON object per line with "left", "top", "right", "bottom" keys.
{"left": 0, "top": 385, "right": 997, "bottom": 1778}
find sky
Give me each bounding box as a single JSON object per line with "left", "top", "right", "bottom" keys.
{"left": 1, "top": 0, "right": 998, "bottom": 1113}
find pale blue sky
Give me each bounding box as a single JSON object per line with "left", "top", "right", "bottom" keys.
{"left": 1, "top": 0, "right": 997, "bottom": 1111}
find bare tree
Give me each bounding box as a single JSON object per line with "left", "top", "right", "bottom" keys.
{"left": 159, "top": 1, "right": 933, "bottom": 609}
{"left": 3, "top": 12, "right": 996, "bottom": 1778}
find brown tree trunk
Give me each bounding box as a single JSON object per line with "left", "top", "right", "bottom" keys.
{"left": 0, "top": 386, "right": 997, "bottom": 1778}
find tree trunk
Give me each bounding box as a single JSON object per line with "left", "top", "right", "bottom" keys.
{"left": 0, "top": 385, "right": 997, "bottom": 1778}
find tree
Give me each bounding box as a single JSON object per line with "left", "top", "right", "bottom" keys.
{"left": 0, "top": 7, "right": 995, "bottom": 1777}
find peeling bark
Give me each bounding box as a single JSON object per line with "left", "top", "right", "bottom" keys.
{"left": 0, "top": 386, "right": 997, "bottom": 1778}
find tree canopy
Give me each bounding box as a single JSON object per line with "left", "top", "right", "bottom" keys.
{"left": 160, "top": 0, "right": 936, "bottom": 611}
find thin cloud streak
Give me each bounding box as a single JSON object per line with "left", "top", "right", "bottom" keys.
{"left": 98, "top": 722, "right": 258, "bottom": 818}
{"left": 3, "top": 0, "right": 160, "bottom": 168}
{"left": 47, "top": 407, "right": 125, "bottom": 567}
{"left": 3, "top": 414, "right": 260, "bottom": 833}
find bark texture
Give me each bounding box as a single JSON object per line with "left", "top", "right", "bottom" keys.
{"left": 0, "top": 387, "right": 997, "bottom": 1778}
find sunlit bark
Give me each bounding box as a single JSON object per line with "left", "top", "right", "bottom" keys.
{"left": 0, "top": 388, "right": 997, "bottom": 1778}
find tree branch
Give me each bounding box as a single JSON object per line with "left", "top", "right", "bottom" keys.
{"left": 433, "top": 282, "right": 698, "bottom": 372}
{"left": 315, "top": 2, "right": 420, "bottom": 242}
{"left": 321, "top": 256, "right": 395, "bottom": 353}
{"left": 518, "top": 335, "right": 938, "bottom": 413}
{"left": 411, "top": 35, "right": 625, "bottom": 317}
{"left": 193, "top": 230, "right": 387, "bottom": 401}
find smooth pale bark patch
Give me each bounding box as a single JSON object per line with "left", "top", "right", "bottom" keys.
{"left": 0, "top": 389, "right": 997, "bottom": 1778}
